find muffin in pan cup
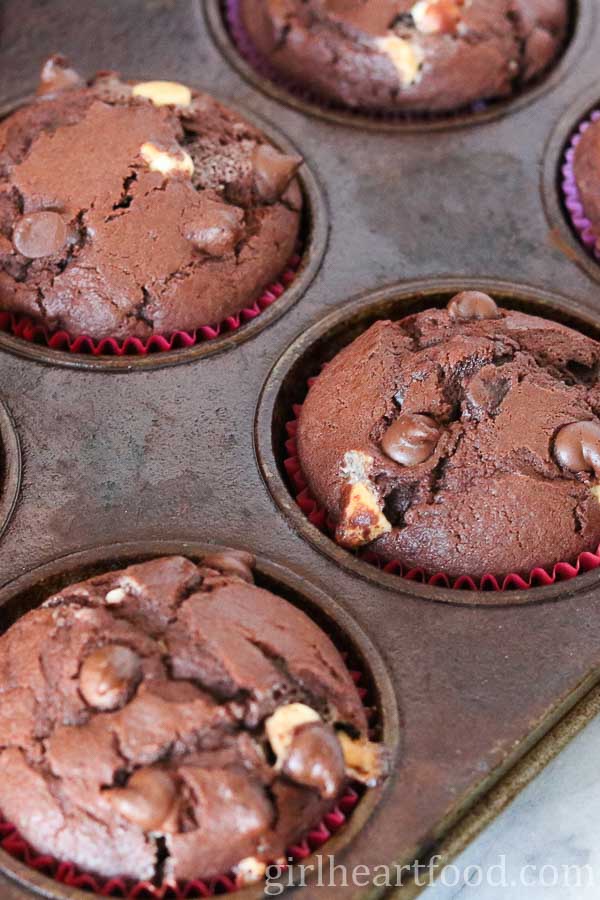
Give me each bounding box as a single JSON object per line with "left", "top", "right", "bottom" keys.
{"left": 0, "top": 56, "right": 303, "bottom": 347}
{"left": 0, "top": 552, "right": 387, "bottom": 889}
{"left": 293, "top": 291, "right": 600, "bottom": 587}
{"left": 228, "top": 0, "right": 570, "bottom": 116}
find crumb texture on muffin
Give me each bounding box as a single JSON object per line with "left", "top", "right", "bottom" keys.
{"left": 0, "top": 58, "right": 302, "bottom": 339}
{"left": 297, "top": 294, "right": 600, "bottom": 579}
{"left": 0, "top": 554, "right": 386, "bottom": 883}
{"left": 239, "top": 0, "right": 569, "bottom": 113}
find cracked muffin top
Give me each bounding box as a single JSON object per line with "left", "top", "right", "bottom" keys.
{"left": 0, "top": 553, "right": 386, "bottom": 885}
{"left": 0, "top": 57, "right": 302, "bottom": 340}
{"left": 239, "top": 0, "right": 569, "bottom": 114}
{"left": 297, "top": 292, "right": 600, "bottom": 580}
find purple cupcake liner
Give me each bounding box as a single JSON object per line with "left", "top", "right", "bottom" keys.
{"left": 561, "top": 109, "right": 600, "bottom": 261}
{"left": 222, "top": 0, "right": 490, "bottom": 123}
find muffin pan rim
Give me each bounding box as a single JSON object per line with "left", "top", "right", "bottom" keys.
{"left": 0, "top": 400, "right": 21, "bottom": 544}
{"left": 0, "top": 538, "right": 400, "bottom": 900}
{"left": 204, "top": 0, "right": 591, "bottom": 134}
{"left": 255, "top": 276, "right": 600, "bottom": 607}
{"left": 0, "top": 92, "right": 329, "bottom": 372}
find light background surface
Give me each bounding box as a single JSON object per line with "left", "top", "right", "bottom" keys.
{"left": 424, "top": 716, "right": 600, "bottom": 899}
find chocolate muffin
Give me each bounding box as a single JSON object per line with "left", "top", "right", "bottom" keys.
{"left": 572, "top": 116, "right": 600, "bottom": 254}
{"left": 0, "top": 57, "right": 302, "bottom": 340}
{"left": 0, "top": 553, "right": 385, "bottom": 884}
{"left": 238, "top": 0, "right": 569, "bottom": 114}
{"left": 297, "top": 292, "right": 600, "bottom": 580}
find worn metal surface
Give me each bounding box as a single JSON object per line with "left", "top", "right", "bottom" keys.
{"left": 0, "top": 0, "right": 599, "bottom": 897}
{"left": 0, "top": 400, "right": 21, "bottom": 543}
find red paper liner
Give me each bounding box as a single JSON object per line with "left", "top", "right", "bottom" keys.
{"left": 0, "top": 661, "right": 376, "bottom": 897}
{"left": 0, "top": 254, "right": 301, "bottom": 357}
{"left": 284, "top": 379, "right": 600, "bottom": 592}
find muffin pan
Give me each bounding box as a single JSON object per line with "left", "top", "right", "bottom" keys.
{"left": 1, "top": 0, "right": 600, "bottom": 897}
{"left": 0, "top": 400, "right": 20, "bottom": 543}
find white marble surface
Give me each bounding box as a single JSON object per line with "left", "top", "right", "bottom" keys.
{"left": 423, "top": 715, "right": 600, "bottom": 899}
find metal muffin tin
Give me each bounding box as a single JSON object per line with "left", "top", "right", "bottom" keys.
{"left": 0, "top": 0, "right": 600, "bottom": 897}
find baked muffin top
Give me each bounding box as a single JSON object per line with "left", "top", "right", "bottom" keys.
{"left": 297, "top": 292, "right": 600, "bottom": 579}
{"left": 0, "top": 57, "right": 302, "bottom": 340}
{"left": 0, "top": 553, "right": 384, "bottom": 883}
{"left": 240, "top": 0, "right": 569, "bottom": 114}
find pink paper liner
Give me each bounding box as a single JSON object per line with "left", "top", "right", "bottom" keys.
{"left": 222, "top": 0, "right": 492, "bottom": 121}
{"left": 561, "top": 109, "right": 600, "bottom": 261}
{"left": 284, "top": 378, "right": 600, "bottom": 592}
{"left": 0, "top": 660, "right": 376, "bottom": 897}
{"left": 0, "top": 254, "right": 301, "bottom": 357}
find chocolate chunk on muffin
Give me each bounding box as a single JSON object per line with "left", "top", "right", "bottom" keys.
{"left": 297, "top": 293, "right": 600, "bottom": 579}
{"left": 0, "top": 553, "right": 385, "bottom": 883}
{"left": 239, "top": 0, "right": 569, "bottom": 114}
{"left": 0, "top": 56, "right": 302, "bottom": 340}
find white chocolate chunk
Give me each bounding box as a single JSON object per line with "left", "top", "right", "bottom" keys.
{"left": 336, "top": 481, "right": 392, "bottom": 548}
{"left": 105, "top": 587, "right": 126, "bottom": 605}
{"left": 235, "top": 857, "right": 267, "bottom": 886}
{"left": 591, "top": 484, "right": 600, "bottom": 504}
{"left": 265, "top": 703, "right": 320, "bottom": 766}
{"left": 132, "top": 80, "right": 192, "bottom": 107}
{"left": 411, "top": 0, "right": 467, "bottom": 34}
{"left": 411, "top": 0, "right": 438, "bottom": 32}
{"left": 140, "top": 142, "right": 194, "bottom": 178}
{"left": 337, "top": 451, "right": 391, "bottom": 547}
{"left": 341, "top": 450, "right": 374, "bottom": 484}
{"left": 376, "top": 35, "right": 424, "bottom": 87}
{"left": 338, "top": 732, "right": 385, "bottom": 787}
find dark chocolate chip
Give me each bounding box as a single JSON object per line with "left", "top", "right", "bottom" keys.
{"left": 185, "top": 205, "right": 243, "bottom": 257}
{"left": 390, "top": 12, "right": 415, "bottom": 28}
{"left": 447, "top": 291, "right": 500, "bottom": 321}
{"left": 252, "top": 144, "right": 302, "bottom": 204}
{"left": 202, "top": 549, "right": 255, "bottom": 583}
{"left": 553, "top": 420, "right": 600, "bottom": 478}
{"left": 104, "top": 768, "right": 178, "bottom": 831}
{"left": 383, "top": 482, "right": 419, "bottom": 527}
{"left": 381, "top": 413, "right": 441, "bottom": 466}
{"left": 465, "top": 371, "right": 510, "bottom": 418}
{"left": 282, "top": 721, "right": 346, "bottom": 799}
{"left": 13, "top": 211, "right": 67, "bottom": 259}
{"left": 79, "top": 644, "right": 142, "bottom": 711}
{"left": 37, "top": 55, "right": 84, "bottom": 96}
